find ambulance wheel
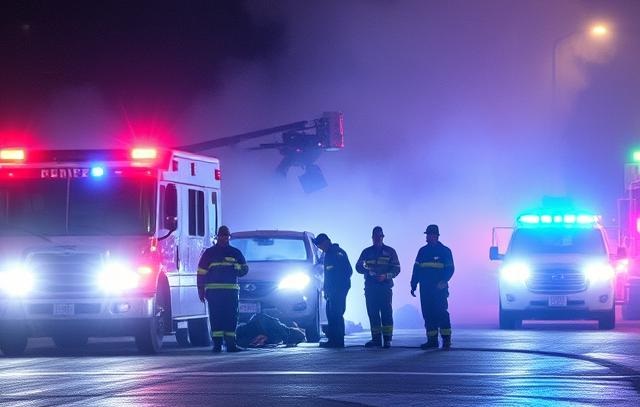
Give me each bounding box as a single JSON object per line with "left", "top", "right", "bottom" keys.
{"left": 135, "top": 287, "right": 169, "bottom": 354}
{"left": 0, "top": 330, "right": 28, "bottom": 357}
{"left": 175, "top": 328, "right": 191, "bottom": 347}
{"left": 598, "top": 308, "right": 616, "bottom": 330}
{"left": 52, "top": 334, "right": 88, "bottom": 349}
{"left": 188, "top": 317, "right": 211, "bottom": 347}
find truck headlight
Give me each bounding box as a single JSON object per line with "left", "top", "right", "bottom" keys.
{"left": 278, "top": 272, "right": 311, "bottom": 290}
{"left": 97, "top": 261, "right": 140, "bottom": 292}
{"left": 0, "top": 264, "right": 34, "bottom": 297}
{"left": 500, "top": 262, "right": 531, "bottom": 283}
{"left": 583, "top": 262, "right": 614, "bottom": 282}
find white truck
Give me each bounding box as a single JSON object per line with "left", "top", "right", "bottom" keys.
{"left": 0, "top": 146, "right": 220, "bottom": 355}
{"left": 490, "top": 211, "right": 616, "bottom": 330}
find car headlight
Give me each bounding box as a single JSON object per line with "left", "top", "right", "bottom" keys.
{"left": 583, "top": 262, "right": 614, "bottom": 282}
{"left": 97, "top": 261, "right": 140, "bottom": 292}
{"left": 278, "top": 272, "right": 311, "bottom": 290}
{"left": 0, "top": 263, "right": 34, "bottom": 297}
{"left": 500, "top": 262, "right": 531, "bottom": 283}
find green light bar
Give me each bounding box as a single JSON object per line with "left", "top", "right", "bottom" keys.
{"left": 517, "top": 213, "right": 598, "bottom": 226}
{"left": 633, "top": 150, "right": 640, "bottom": 162}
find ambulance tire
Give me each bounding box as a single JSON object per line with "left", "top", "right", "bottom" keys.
{"left": 0, "top": 330, "right": 28, "bottom": 357}
{"left": 188, "top": 317, "right": 211, "bottom": 347}
{"left": 598, "top": 308, "right": 616, "bottom": 330}
{"left": 175, "top": 328, "right": 191, "bottom": 347}
{"left": 135, "top": 287, "right": 169, "bottom": 354}
{"left": 52, "top": 334, "right": 88, "bottom": 349}
{"left": 499, "top": 307, "right": 521, "bottom": 330}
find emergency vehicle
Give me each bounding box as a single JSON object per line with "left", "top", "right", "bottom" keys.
{"left": 0, "top": 146, "right": 220, "bottom": 355}
{"left": 615, "top": 156, "right": 640, "bottom": 320}
{"left": 490, "top": 210, "right": 616, "bottom": 329}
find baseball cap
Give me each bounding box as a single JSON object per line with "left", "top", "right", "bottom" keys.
{"left": 424, "top": 224, "right": 440, "bottom": 235}
{"left": 312, "top": 233, "right": 330, "bottom": 246}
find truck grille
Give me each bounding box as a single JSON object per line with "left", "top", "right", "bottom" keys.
{"left": 27, "top": 253, "right": 103, "bottom": 298}
{"left": 526, "top": 267, "right": 587, "bottom": 293}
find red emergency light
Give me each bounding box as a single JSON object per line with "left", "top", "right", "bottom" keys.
{"left": 0, "top": 148, "right": 25, "bottom": 161}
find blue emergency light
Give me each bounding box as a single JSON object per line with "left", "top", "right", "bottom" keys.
{"left": 90, "top": 166, "right": 105, "bottom": 177}
{"left": 517, "top": 212, "right": 598, "bottom": 226}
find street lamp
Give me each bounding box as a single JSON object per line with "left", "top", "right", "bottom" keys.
{"left": 551, "top": 22, "right": 611, "bottom": 110}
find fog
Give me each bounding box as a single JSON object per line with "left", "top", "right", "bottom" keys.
{"left": 2, "top": 0, "right": 640, "bottom": 328}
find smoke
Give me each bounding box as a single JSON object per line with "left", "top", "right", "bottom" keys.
{"left": 554, "top": 30, "right": 617, "bottom": 114}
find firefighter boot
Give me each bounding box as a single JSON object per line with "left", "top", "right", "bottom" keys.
{"left": 383, "top": 336, "right": 392, "bottom": 349}
{"left": 364, "top": 333, "right": 382, "bottom": 348}
{"left": 420, "top": 336, "right": 439, "bottom": 350}
{"left": 212, "top": 337, "right": 223, "bottom": 353}
{"left": 225, "top": 336, "right": 245, "bottom": 353}
{"left": 441, "top": 335, "right": 451, "bottom": 350}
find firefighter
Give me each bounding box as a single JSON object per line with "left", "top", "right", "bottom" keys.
{"left": 197, "top": 225, "right": 249, "bottom": 353}
{"left": 410, "top": 224, "right": 455, "bottom": 350}
{"left": 313, "top": 233, "right": 352, "bottom": 348}
{"left": 355, "top": 226, "right": 400, "bottom": 348}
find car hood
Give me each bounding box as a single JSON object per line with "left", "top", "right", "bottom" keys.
{"left": 239, "top": 260, "right": 317, "bottom": 282}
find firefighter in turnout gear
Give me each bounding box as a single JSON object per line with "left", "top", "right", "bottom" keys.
{"left": 410, "top": 224, "right": 454, "bottom": 350}
{"left": 197, "top": 226, "right": 249, "bottom": 353}
{"left": 356, "top": 226, "right": 400, "bottom": 348}
{"left": 313, "top": 233, "right": 352, "bottom": 348}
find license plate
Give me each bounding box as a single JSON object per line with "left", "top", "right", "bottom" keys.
{"left": 548, "top": 295, "right": 567, "bottom": 307}
{"left": 53, "top": 303, "right": 75, "bottom": 316}
{"left": 239, "top": 302, "right": 260, "bottom": 314}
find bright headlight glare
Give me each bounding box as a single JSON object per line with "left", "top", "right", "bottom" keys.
{"left": 500, "top": 262, "right": 531, "bottom": 283}
{"left": 583, "top": 262, "right": 614, "bottom": 282}
{"left": 278, "top": 272, "right": 311, "bottom": 290}
{"left": 98, "top": 261, "right": 140, "bottom": 292}
{"left": 0, "top": 264, "right": 34, "bottom": 297}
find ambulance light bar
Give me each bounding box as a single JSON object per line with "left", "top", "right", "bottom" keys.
{"left": 0, "top": 148, "right": 26, "bottom": 161}
{"left": 131, "top": 148, "right": 157, "bottom": 160}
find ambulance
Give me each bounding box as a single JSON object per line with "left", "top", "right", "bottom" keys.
{"left": 490, "top": 210, "right": 616, "bottom": 329}
{"left": 0, "top": 146, "right": 220, "bottom": 355}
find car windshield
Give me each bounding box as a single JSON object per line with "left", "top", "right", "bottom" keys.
{"left": 508, "top": 227, "right": 606, "bottom": 256}
{"left": 0, "top": 177, "right": 156, "bottom": 236}
{"left": 231, "top": 237, "right": 309, "bottom": 261}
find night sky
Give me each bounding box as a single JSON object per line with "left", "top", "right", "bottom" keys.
{"left": 2, "top": 0, "right": 640, "bottom": 325}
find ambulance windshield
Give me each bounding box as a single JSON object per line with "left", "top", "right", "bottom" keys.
{"left": 508, "top": 227, "right": 606, "bottom": 256}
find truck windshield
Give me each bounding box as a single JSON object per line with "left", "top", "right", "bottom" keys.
{"left": 231, "top": 237, "right": 309, "bottom": 262}
{"left": 508, "top": 228, "right": 606, "bottom": 256}
{"left": 0, "top": 177, "right": 156, "bottom": 236}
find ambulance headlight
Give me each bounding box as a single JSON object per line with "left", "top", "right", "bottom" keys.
{"left": 98, "top": 261, "right": 140, "bottom": 292}
{"left": 278, "top": 272, "right": 311, "bottom": 290}
{"left": 500, "top": 262, "right": 531, "bottom": 283}
{"left": 583, "top": 262, "right": 614, "bottom": 282}
{"left": 0, "top": 263, "right": 35, "bottom": 297}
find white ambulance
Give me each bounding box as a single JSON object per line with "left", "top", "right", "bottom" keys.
{"left": 490, "top": 210, "right": 616, "bottom": 330}
{"left": 0, "top": 146, "right": 220, "bottom": 355}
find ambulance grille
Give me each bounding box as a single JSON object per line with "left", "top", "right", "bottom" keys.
{"left": 27, "top": 253, "right": 103, "bottom": 298}
{"left": 526, "top": 267, "right": 587, "bottom": 293}
{"left": 239, "top": 282, "right": 277, "bottom": 299}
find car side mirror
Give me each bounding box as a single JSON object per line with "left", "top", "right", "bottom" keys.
{"left": 489, "top": 246, "right": 504, "bottom": 261}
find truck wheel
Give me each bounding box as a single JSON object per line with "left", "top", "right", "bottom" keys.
{"left": 135, "top": 289, "right": 168, "bottom": 354}
{"left": 52, "top": 335, "right": 88, "bottom": 349}
{"left": 0, "top": 331, "right": 28, "bottom": 357}
{"left": 188, "top": 317, "right": 211, "bottom": 347}
{"left": 598, "top": 308, "right": 616, "bottom": 330}
{"left": 304, "top": 294, "right": 321, "bottom": 342}
{"left": 175, "top": 328, "right": 190, "bottom": 347}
